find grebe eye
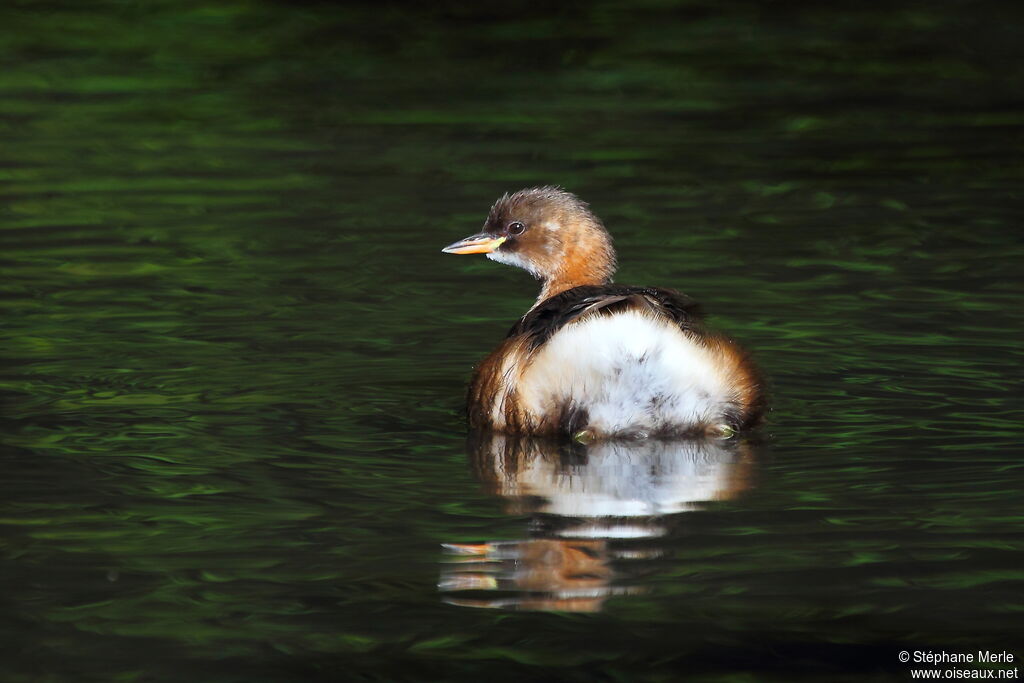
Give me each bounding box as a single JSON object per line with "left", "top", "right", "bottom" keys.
{"left": 508, "top": 221, "right": 526, "bottom": 236}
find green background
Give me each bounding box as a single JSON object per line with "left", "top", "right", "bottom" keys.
{"left": 2, "top": 1, "right": 1022, "bottom": 681}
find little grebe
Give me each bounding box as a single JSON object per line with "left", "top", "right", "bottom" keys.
{"left": 442, "top": 187, "right": 765, "bottom": 439}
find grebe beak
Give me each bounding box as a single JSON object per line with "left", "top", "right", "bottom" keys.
{"left": 441, "top": 233, "right": 507, "bottom": 254}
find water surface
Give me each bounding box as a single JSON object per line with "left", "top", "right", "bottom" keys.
{"left": 2, "top": 1, "right": 1023, "bottom": 681}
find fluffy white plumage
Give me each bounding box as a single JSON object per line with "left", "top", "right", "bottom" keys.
{"left": 510, "top": 310, "right": 736, "bottom": 435}
{"left": 486, "top": 249, "right": 542, "bottom": 279}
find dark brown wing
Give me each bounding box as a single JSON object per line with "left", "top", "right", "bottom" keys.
{"left": 507, "top": 285, "right": 706, "bottom": 352}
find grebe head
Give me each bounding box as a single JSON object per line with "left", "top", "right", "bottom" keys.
{"left": 442, "top": 187, "right": 617, "bottom": 301}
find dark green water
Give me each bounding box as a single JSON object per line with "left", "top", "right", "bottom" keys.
{"left": 3, "top": 1, "right": 1023, "bottom": 681}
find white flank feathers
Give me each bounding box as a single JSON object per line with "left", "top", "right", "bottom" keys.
{"left": 512, "top": 310, "right": 735, "bottom": 435}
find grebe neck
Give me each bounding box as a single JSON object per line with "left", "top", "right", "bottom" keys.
{"left": 537, "top": 274, "right": 606, "bottom": 303}
{"left": 534, "top": 242, "right": 616, "bottom": 306}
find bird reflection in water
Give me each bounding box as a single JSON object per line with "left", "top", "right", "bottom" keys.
{"left": 440, "top": 433, "right": 759, "bottom": 612}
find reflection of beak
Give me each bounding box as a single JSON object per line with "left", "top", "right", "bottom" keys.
{"left": 441, "top": 542, "right": 496, "bottom": 555}
{"left": 441, "top": 233, "right": 506, "bottom": 254}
